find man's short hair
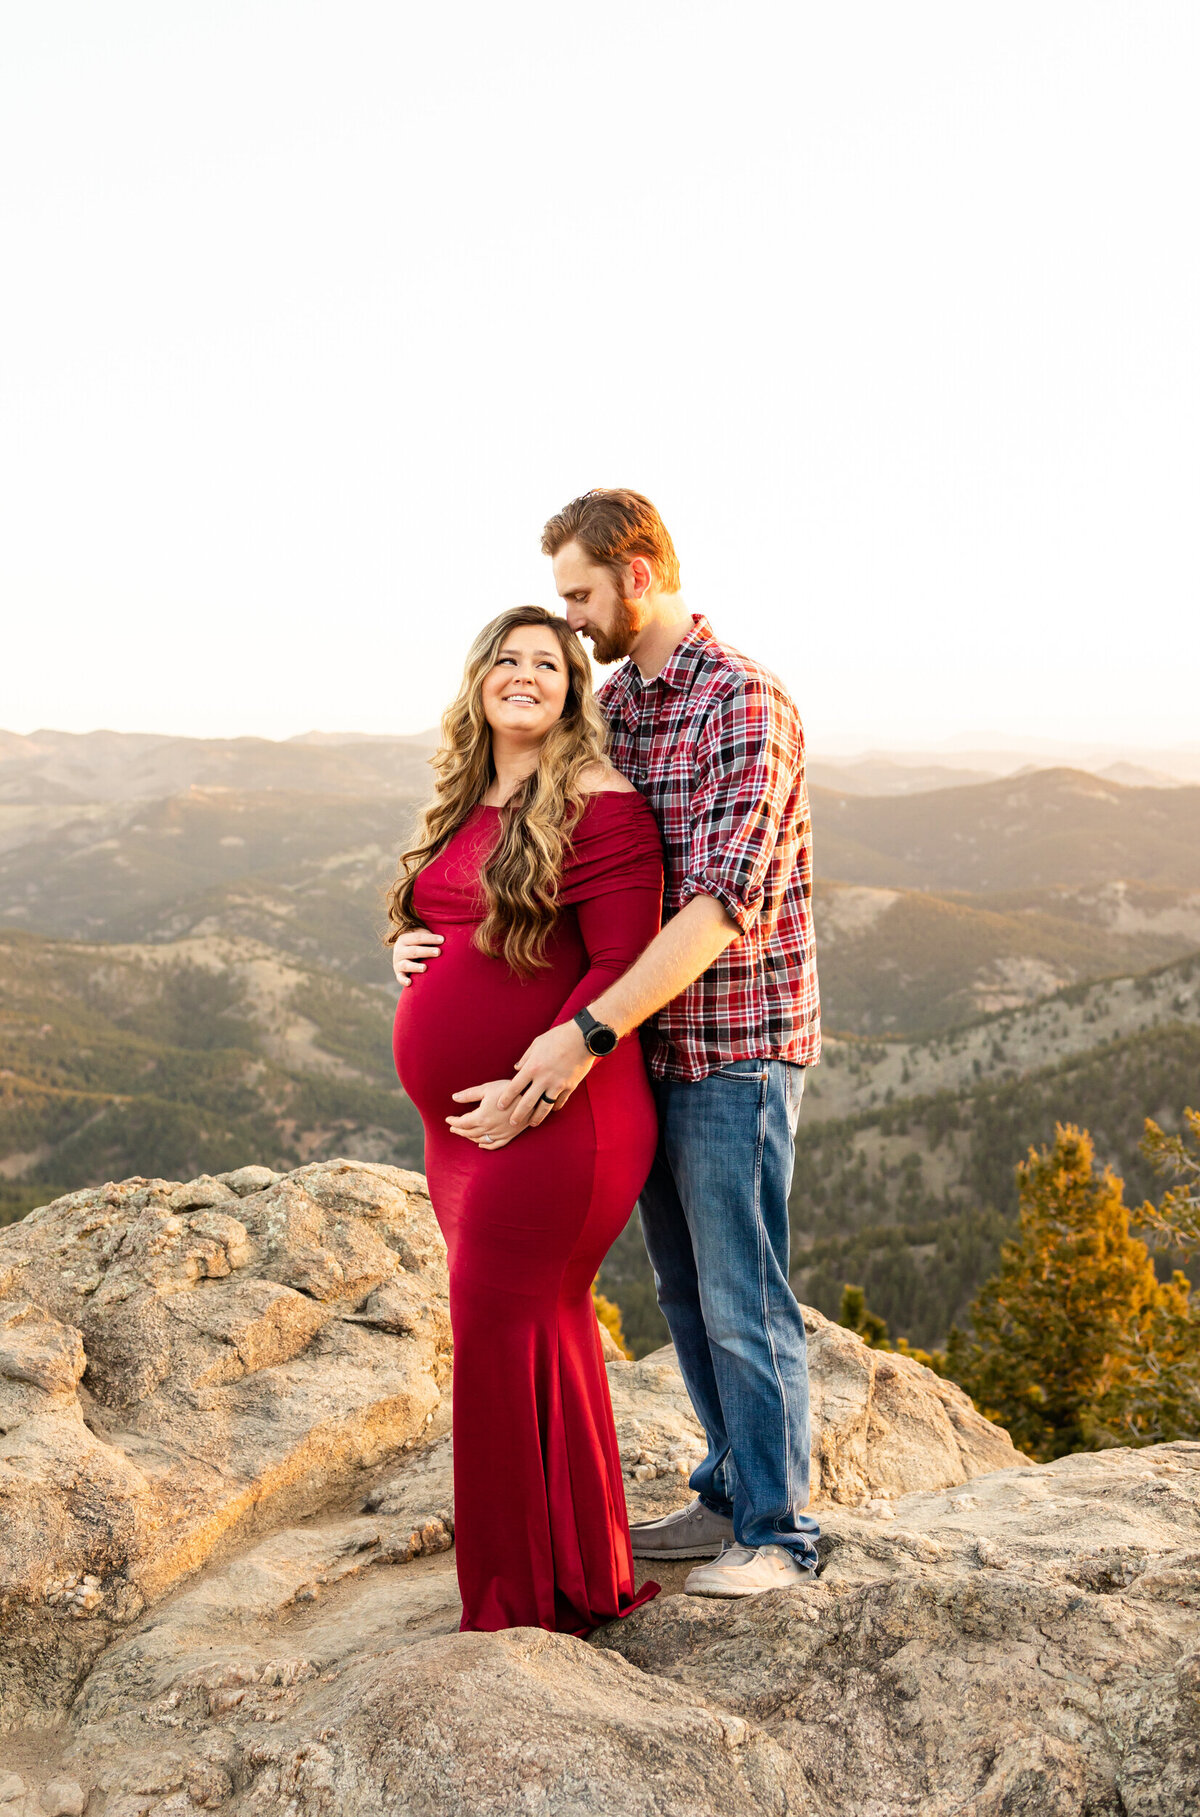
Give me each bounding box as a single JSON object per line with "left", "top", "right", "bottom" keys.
{"left": 541, "top": 489, "right": 681, "bottom": 593}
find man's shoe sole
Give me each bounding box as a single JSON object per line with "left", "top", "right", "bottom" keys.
{"left": 685, "top": 1566, "right": 815, "bottom": 1597}
{"left": 685, "top": 1575, "right": 811, "bottom": 1597}
{"left": 684, "top": 1583, "right": 764, "bottom": 1597}
{"left": 629, "top": 1539, "right": 729, "bottom": 1561}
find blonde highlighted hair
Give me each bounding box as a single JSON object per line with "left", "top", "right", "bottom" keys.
{"left": 385, "top": 606, "right": 611, "bottom": 975}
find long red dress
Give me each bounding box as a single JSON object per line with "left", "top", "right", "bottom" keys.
{"left": 392, "top": 789, "right": 664, "bottom": 1634}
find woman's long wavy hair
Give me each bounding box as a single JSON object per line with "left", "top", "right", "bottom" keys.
{"left": 385, "top": 606, "right": 611, "bottom": 975}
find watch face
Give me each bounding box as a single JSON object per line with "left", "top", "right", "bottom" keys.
{"left": 588, "top": 1025, "right": 619, "bottom": 1056}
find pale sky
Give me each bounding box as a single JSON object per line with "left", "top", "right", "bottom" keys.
{"left": 2, "top": 2, "right": 1197, "bottom": 752}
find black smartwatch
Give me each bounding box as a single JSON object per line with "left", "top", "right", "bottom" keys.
{"left": 574, "top": 1006, "right": 619, "bottom": 1057}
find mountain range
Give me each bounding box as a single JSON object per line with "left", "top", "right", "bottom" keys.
{"left": 4, "top": 733, "right": 1199, "bottom": 1024}
{"left": 1, "top": 726, "right": 1197, "bottom": 1354}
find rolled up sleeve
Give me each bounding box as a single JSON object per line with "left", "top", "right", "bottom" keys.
{"left": 680, "top": 680, "right": 804, "bottom": 935}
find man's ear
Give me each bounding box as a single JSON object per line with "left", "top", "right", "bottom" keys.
{"left": 626, "top": 555, "right": 653, "bottom": 600}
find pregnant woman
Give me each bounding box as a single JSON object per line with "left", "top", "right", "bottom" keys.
{"left": 387, "top": 605, "right": 663, "bottom": 1635}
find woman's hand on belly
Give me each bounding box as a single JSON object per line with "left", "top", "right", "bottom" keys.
{"left": 446, "top": 1079, "right": 527, "bottom": 1150}
{"left": 391, "top": 926, "right": 444, "bottom": 988}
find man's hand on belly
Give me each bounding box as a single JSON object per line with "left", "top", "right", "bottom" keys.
{"left": 446, "top": 1080, "right": 524, "bottom": 1150}
{"left": 494, "top": 1021, "right": 595, "bottom": 1131}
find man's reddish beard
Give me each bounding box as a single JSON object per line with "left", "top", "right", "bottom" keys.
{"left": 585, "top": 595, "right": 640, "bottom": 665}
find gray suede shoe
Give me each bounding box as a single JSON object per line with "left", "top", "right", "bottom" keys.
{"left": 629, "top": 1498, "right": 735, "bottom": 1560}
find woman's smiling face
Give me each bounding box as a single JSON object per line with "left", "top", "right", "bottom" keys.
{"left": 481, "top": 622, "right": 571, "bottom": 742}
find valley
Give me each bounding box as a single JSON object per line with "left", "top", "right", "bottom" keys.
{"left": 815, "top": 876, "right": 1200, "bottom": 1033}
{"left": 0, "top": 928, "right": 421, "bottom": 1225}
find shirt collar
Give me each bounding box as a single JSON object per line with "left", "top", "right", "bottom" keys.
{"left": 610, "top": 617, "right": 712, "bottom": 715}
{"left": 606, "top": 615, "right": 713, "bottom": 730}
{"left": 655, "top": 614, "right": 713, "bottom": 691}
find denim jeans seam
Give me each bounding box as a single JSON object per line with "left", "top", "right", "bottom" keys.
{"left": 755, "top": 1065, "right": 798, "bottom": 1534}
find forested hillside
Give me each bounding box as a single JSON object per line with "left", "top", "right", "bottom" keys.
{"left": 0, "top": 788, "right": 416, "bottom": 981}
{"left": 0, "top": 928, "right": 421, "bottom": 1225}
{"left": 816, "top": 877, "right": 1200, "bottom": 1033}
{"left": 809, "top": 949, "right": 1200, "bottom": 1117}
{"left": 791, "top": 1018, "right": 1200, "bottom": 1347}
{"left": 599, "top": 960, "right": 1200, "bottom": 1356}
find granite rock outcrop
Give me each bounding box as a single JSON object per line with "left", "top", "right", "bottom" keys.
{"left": 598, "top": 1440, "right": 1200, "bottom": 1816}
{"left": 7, "top": 1437, "right": 1198, "bottom": 1815}
{"left": 3, "top": 1164, "right": 1196, "bottom": 1814}
{"left": 0, "top": 1162, "right": 450, "bottom": 1727}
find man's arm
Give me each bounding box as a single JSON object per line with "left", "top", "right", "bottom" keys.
{"left": 592, "top": 893, "right": 738, "bottom": 1039}
{"left": 495, "top": 893, "right": 739, "bottom": 1128}
{"left": 493, "top": 675, "right": 803, "bottom": 1130}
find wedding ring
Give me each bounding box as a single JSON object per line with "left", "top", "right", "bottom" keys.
{"left": 538, "top": 1093, "right": 558, "bottom": 1106}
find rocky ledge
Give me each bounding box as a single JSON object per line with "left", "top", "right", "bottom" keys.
{"left": 1, "top": 1163, "right": 1196, "bottom": 1814}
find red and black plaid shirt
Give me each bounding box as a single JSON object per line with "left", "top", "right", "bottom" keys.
{"left": 598, "top": 615, "right": 821, "bottom": 1082}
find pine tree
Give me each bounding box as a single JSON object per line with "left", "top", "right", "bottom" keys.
{"left": 839, "top": 1282, "right": 890, "bottom": 1348}
{"left": 1136, "top": 1108, "right": 1200, "bottom": 1253}
{"left": 839, "top": 1281, "right": 949, "bottom": 1373}
{"left": 1088, "top": 1270, "right": 1198, "bottom": 1446}
{"left": 592, "top": 1280, "right": 633, "bottom": 1359}
{"left": 1095, "top": 1106, "right": 1200, "bottom": 1444}
{"left": 954, "top": 1124, "right": 1175, "bottom": 1460}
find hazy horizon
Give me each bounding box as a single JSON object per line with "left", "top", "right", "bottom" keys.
{"left": 5, "top": 719, "right": 1200, "bottom": 779}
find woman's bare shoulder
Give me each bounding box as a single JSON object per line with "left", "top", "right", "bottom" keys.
{"left": 579, "top": 762, "right": 637, "bottom": 796}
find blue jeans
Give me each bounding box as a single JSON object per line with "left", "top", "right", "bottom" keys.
{"left": 637, "top": 1058, "right": 820, "bottom": 1568}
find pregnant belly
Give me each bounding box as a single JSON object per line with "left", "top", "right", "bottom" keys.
{"left": 392, "top": 928, "right": 584, "bottom": 1122}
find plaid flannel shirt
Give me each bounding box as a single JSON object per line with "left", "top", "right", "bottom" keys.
{"left": 598, "top": 615, "right": 821, "bottom": 1082}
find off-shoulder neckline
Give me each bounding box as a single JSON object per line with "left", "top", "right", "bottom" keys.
{"left": 476, "top": 789, "right": 648, "bottom": 814}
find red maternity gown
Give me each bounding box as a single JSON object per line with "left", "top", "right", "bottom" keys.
{"left": 392, "top": 789, "right": 664, "bottom": 1634}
